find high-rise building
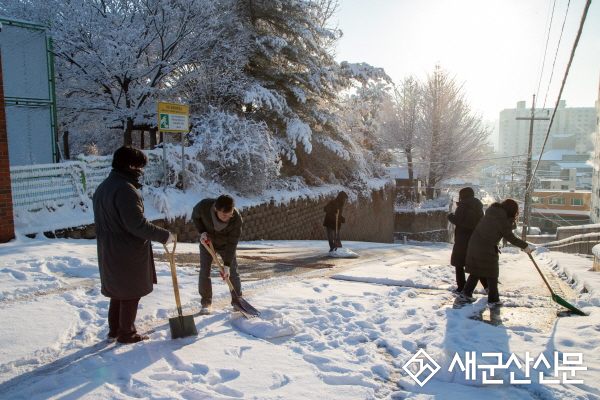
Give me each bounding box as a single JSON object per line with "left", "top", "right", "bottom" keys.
{"left": 590, "top": 83, "right": 600, "bottom": 223}
{"left": 499, "top": 100, "right": 595, "bottom": 157}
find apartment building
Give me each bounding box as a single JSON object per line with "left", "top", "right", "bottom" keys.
{"left": 590, "top": 81, "right": 600, "bottom": 223}
{"left": 499, "top": 100, "right": 595, "bottom": 157}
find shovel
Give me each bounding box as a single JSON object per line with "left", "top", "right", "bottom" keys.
{"left": 200, "top": 239, "right": 260, "bottom": 319}
{"left": 163, "top": 236, "right": 199, "bottom": 339}
{"left": 527, "top": 253, "right": 586, "bottom": 316}
{"left": 334, "top": 211, "right": 342, "bottom": 248}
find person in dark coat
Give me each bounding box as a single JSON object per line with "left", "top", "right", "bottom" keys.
{"left": 447, "top": 187, "right": 487, "bottom": 293}
{"left": 93, "top": 146, "right": 174, "bottom": 344}
{"left": 323, "top": 191, "right": 348, "bottom": 252}
{"left": 461, "top": 198, "right": 534, "bottom": 306}
{"left": 192, "top": 194, "right": 243, "bottom": 314}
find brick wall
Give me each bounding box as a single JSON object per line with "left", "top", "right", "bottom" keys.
{"left": 49, "top": 186, "right": 396, "bottom": 244}
{"left": 0, "top": 52, "right": 15, "bottom": 243}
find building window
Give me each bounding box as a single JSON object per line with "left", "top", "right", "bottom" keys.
{"left": 549, "top": 198, "right": 566, "bottom": 205}
{"left": 531, "top": 197, "right": 544, "bottom": 204}
{"left": 570, "top": 198, "right": 584, "bottom": 206}
{"left": 561, "top": 185, "right": 569, "bottom": 190}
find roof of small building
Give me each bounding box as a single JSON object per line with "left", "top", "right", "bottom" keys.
{"left": 532, "top": 150, "right": 579, "bottom": 161}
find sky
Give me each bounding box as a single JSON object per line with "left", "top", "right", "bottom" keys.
{"left": 333, "top": 0, "right": 600, "bottom": 124}
{"left": 0, "top": 235, "right": 598, "bottom": 399}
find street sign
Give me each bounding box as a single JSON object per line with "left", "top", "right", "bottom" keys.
{"left": 157, "top": 102, "right": 189, "bottom": 132}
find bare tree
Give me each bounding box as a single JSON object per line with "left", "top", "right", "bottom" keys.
{"left": 420, "top": 64, "right": 491, "bottom": 198}
{"left": 382, "top": 76, "right": 422, "bottom": 200}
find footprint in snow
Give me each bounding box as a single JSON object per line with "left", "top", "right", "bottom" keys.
{"left": 269, "top": 372, "right": 291, "bottom": 390}
{"left": 2, "top": 268, "right": 27, "bottom": 280}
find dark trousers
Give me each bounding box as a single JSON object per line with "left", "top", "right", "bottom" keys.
{"left": 199, "top": 244, "right": 242, "bottom": 306}
{"left": 326, "top": 227, "right": 341, "bottom": 251}
{"left": 108, "top": 297, "right": 141, "bottom": 340}
{"left": 455, "top": 265, "right": 488, "bottom": 292}
{"left": 463, "top": 275, "right": 499, "bottom": 303}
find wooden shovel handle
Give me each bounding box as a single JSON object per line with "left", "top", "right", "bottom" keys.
{"left": 200, "top": 239, "right": 236, "bottom": 292}
{"left": 163, "top": 234, "right": 183, "bottom": 314}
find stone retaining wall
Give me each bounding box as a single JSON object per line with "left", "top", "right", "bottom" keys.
{"left": 45, "top": 186, "right": 396, "bottom": 244}
{"left": 395, "top": 209, "right": 450, "bottom": 242}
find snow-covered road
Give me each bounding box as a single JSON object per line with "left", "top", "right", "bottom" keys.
{"left": 0, "top": 237, "right": 598, "bottom": 399}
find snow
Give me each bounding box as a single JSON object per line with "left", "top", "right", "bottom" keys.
{"left": 1, "top": 236, "right": 599, "bottom": 399}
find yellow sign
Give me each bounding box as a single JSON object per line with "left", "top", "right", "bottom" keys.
{"left": 157, "top": 102, "right": 190, "bottom": 132}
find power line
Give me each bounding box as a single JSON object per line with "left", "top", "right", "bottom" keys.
{"left": 529, "top": 0, "right": 592, "bottom": 188}
{"left": 542, "top": 0, "right": 571, "bottom": 110}
{"left": 388, "top": 154, "right": 528, "bottom": 165}
{"left": 536, "top": 0, "right": 557, "bottom": 100}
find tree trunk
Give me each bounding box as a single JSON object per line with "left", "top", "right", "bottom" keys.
{"left": 123, "top": 118, "right": 134, "bottom": 146}
{"left": 406, "top": 152, "right": 414, "bottom": 201}
{"left": 426, "top": 176, "right": 437, "bottom": 200}
{"left": 140, "top": 130, "right": 145, "bottom": 149}
{"left": 63, "top": 131, "right": 70, "bottom": 160}
{"left": 149, "top": 127, "right": 157, "bottom": 148}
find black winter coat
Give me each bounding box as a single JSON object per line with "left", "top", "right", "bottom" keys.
{"left": 447, "top": 197, "right": 484, "bottom": 267}
{"left": 323, "top": 199, "right": 345, "bottom": 230}
{"left": 191, "top": 198, "right": 243, "bottom": 267}
{"left": 93, "top": 169, "right": 170, "bottom": 300}
{"left": 465, "top": 203, "right": 528, "bottom": 278}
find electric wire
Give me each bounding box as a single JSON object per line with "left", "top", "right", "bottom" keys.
{"left": 529, "top": 0, "right": 592, "bottom": 189}
{"left": 388, "top": 154, "right": 528, "bottom": 165}
{"left": 535, "top": 0, "right": 557, "bottom": 101}
{"left": 542, "top": 0, "right": 571, "bottom": 110}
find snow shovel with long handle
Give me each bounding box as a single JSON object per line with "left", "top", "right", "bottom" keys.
{"left": 163, "top": 236, "right": 199, "bottom": 339}
{"left": 527, "top": 253, "right": 586, "bottom": 316}
{"left": 200, "top": 238, "right": 260, "bottom": 319}
{"left": 334, "top": 211, "right": 342, "bottom": 248}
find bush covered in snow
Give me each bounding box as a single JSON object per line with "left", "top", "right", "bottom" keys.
{"left": 189, "top": 110, "right": 281, "bottom": 195}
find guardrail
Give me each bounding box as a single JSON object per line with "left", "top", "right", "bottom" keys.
{"left": 541, "top": 232, "right": 600, "bottom": 256}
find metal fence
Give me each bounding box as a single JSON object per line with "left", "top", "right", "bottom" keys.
{"left": 10, "top": 150, "right": 165, "bottom": 212}
{"left": 541, "top": 233, "right": 600, "bottom": 256}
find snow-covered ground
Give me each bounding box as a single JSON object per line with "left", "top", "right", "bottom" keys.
{"left": 0, "top": 237, "right": 598, "bottom": 399}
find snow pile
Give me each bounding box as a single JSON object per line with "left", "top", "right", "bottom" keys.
{"left": 328, "top": 248, "right": 359, "bottom": 258}
{"left": 230, "top": 309, "right": 302, "bottom": 339}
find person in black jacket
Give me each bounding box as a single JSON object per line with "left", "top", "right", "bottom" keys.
{"left": 323, "top": 191, "right": 348, "bottom": 252}
{"left": 93, "top": 146, "right": 174, "bottom": 344}
{"left": 461, "top": 198, "right": 534, "bottom": 306}
{"left": 192, "top": 195, "right": 243, "bottom": 314}
{"left": 447, "top": 187, "right": 487, "bottom": 293}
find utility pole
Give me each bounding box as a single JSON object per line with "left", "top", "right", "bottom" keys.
{"left": 516, "top": 94, "right": 549, "bottom": 241}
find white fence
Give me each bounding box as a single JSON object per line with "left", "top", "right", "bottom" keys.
{"left": 10, "top": 151, "right": 165, "bottom": 211}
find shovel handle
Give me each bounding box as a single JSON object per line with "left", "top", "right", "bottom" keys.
{"left": 527, "top": 253, "right": 554, "bottom": 294}
{"left": 200, "top": 239, "right": 236, "bottom": 292}
{"left": 163, "top": 234, "right": 183, "bottom": 315}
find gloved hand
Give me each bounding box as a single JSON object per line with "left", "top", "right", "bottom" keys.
{"left": 220, "top": 263, "right": 230, "bottom": 280}
{"left": 200, "top": 232, "right": 210, "bottom": 244}
{"left": 164, "top": 232, "right": 175, "bottom": 245}
{"left": 522, "top": 244, "right": 536, "bottom": 254}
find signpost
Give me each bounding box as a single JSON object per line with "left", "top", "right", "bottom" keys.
{"left": 157, "top": 102, "right": 190, "bottom": 193}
